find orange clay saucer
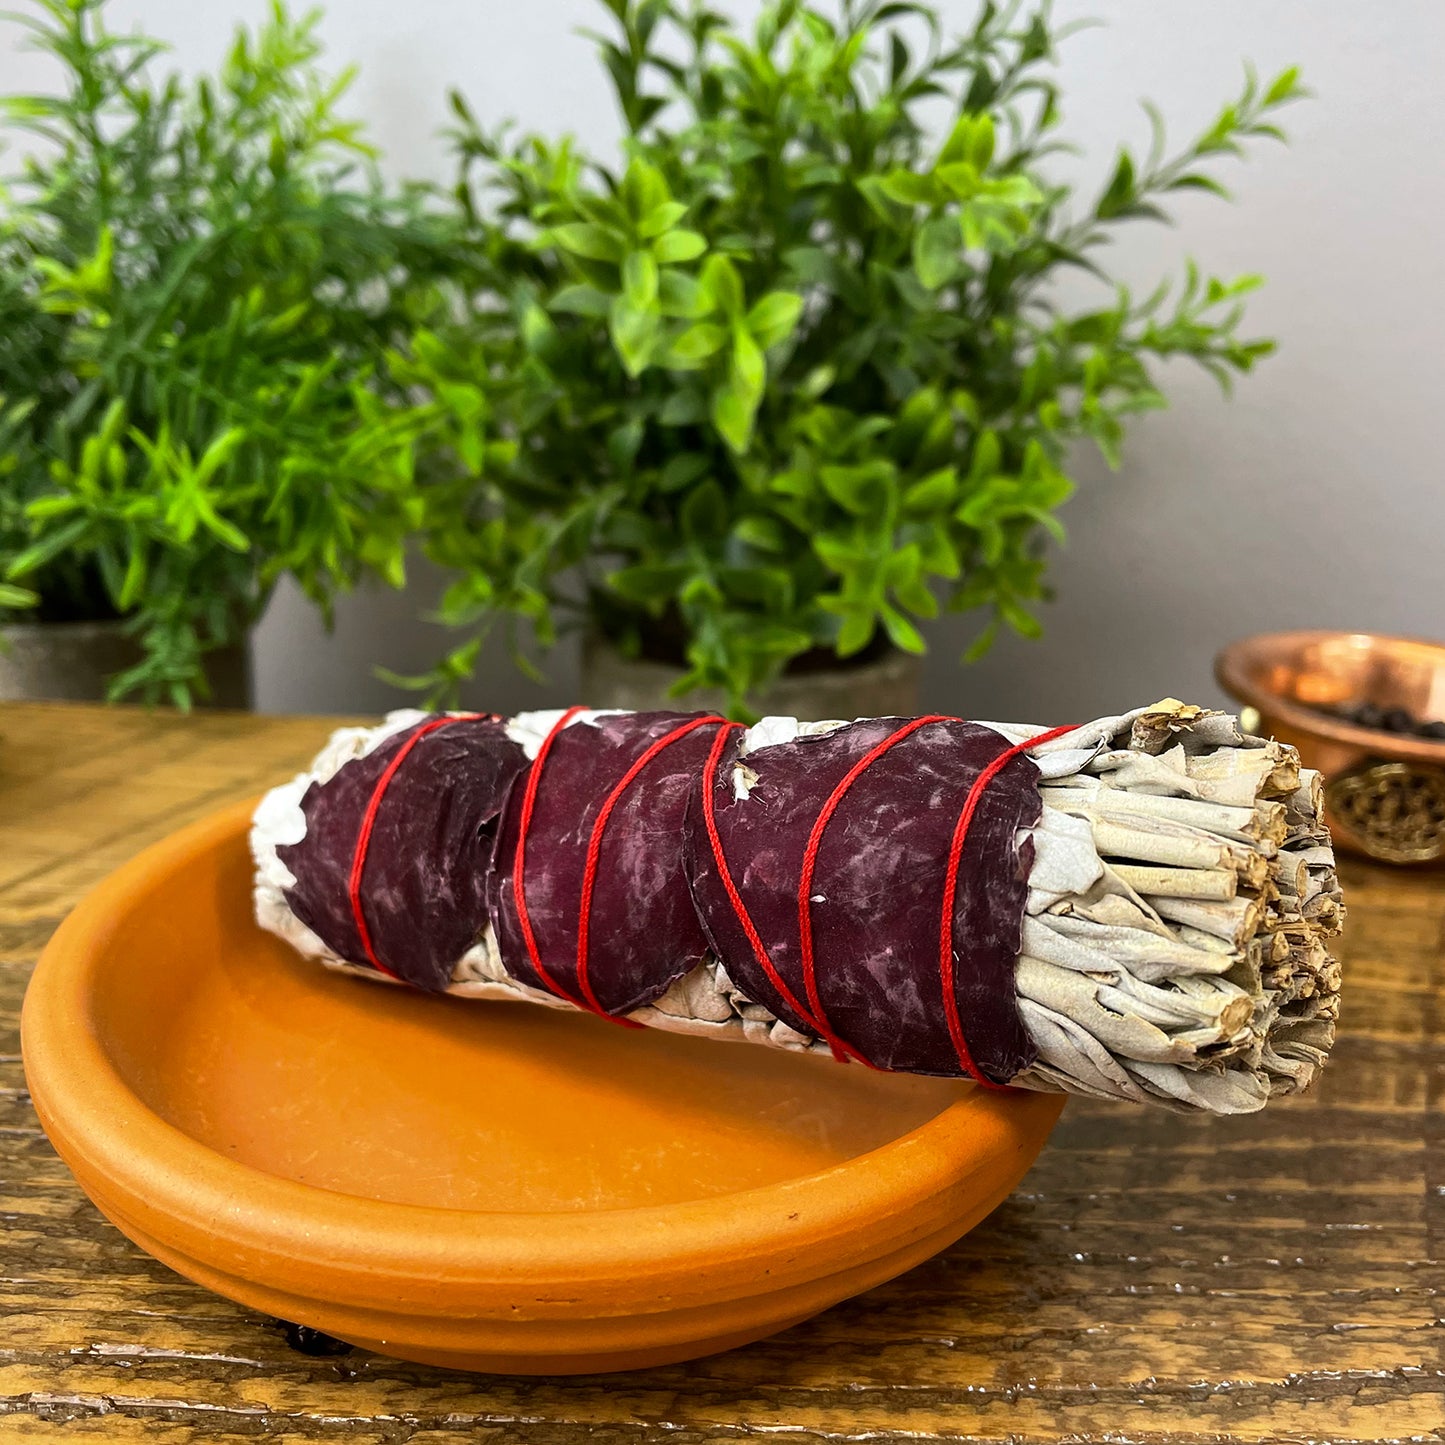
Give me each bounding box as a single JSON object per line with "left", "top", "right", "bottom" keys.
{"left": 22, "top": 798, "right": 1063, "bottom": 1374}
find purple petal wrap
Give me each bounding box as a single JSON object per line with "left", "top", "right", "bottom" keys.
{"left": 488, "top": 712, "right": 723, "bottom": 1015}
{"left": 278, "top": 718, "right": 528, "bottom": 991}
{"left": 683, "top": 718, "right": 1039, "bottom": 1080}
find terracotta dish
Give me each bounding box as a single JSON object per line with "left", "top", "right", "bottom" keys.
{"left": 22, "top": 799, "right": 1063, "bottom": 1374}
{"left": 1216, "top": 630, "right": 1445, "bottom": 864}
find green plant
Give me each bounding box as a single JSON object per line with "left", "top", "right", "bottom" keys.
{"left": 399, "top": 0, "right": 1301, "bottom": 714}
{"left": 0, "top": 0, "right": 455, "bottom": 704}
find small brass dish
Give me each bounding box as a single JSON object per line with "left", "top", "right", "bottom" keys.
{"left": 1215, "top": 630, "right": 1445, "bottom": 865}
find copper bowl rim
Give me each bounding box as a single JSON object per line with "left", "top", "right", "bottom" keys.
{"left": 1215, "top": 628, "right": 1445, "bottom": 765}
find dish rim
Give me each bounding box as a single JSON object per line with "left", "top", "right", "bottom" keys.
{"left": 1215, "top": 627, "right": 1445, "bottom": 763}
{"left": 22, "top": 797, "right": 1062, "bottom": 1316}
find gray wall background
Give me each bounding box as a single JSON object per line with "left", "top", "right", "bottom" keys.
{"left": 6, "top": 2, "right": 1440, "bottom": 720}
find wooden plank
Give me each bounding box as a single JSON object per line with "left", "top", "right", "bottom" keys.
{"left": 1, "top": 701, "right": 1443, "bottom": 1444}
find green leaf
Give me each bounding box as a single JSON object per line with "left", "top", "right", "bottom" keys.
{"left": 837, "top": 611, "right": 876, "bottom": 657}
{"left": 193, "top": 493, "right": 251, "bottom": 553}
{"left": 658, "top": 270, "right": 707, "bottom": 317}
{"left": 881, "top": 604, "right": 926, "bottom": 654}
{"left": 782, "top": 246, "right": 838, "bottom": 287}
{"left": 718, "top": 564, "right": 791, "bottom": 608}
{"left": 679, "top": 574, "right": 723, "bottom": 608}
{"left": 934, "top": 161, "right": 981, "bottom": 199}
{"left": 877, "top": 170, "right": 939, "bottom": 207}
{"left": 902, "top": 467, "right": 957, "bottom": 513}
{"left": 659, "top": 453, "right": 710, "bottom": 491}
{"left": 608, "top": 417, "right": 645, "bottom": 471}
{"left": 1000, "top": 597, "right": 1043, "bottom": 640}
{"left": 653, "top": 228, "right": 706, "bottom": 263}
{"left": 637, "top": 200, "right": 688, "bottom": 238}
{"left": 731, "top": 328, "right": 765, "bottom": 402}
{"left": 967, "top": 429, "right": 1002, "bottom": 484}
{"left": 610, "top": 299, "right": 659, "bottom": 377}
{"left": 667, "top": 322, "right": 728, "bottom": 365}
{"left": 889, "top": 31, "right": 909, "bottom": 85}
{"left": 938, "top": 113, "right": 993, "bottom": 169}
{"left": 622, "top": 159, "right": 669, "bottom": 220}
{"left": 917, "top": 526, "right": 961, "bottom": 580}
{"left": 7, "top": 518, "right": 91, "bottom": 580}
{"left": 711, "top": 378, "right": 755, "bottom": 454}
{"left": 962, "top": 619, "right": 1000, "bottom": 663}
{"left": 549, "top": 222, "right": 627, "bottom": 263}
{"left": 745, "top": 291, "right": 804, "bottom": 349}
{"left": 622, "top": 250, "right": 660, "bottom": 308}
{"left": 522, "top": 303, "right": 558, "bottom": 354}
{"left": 913, "top": 214, "right": 959, "bottom": 290}
{"left": 24, "top": 496, "right": 81, "bottom": 521}
{"left": 194, "top": 427, "right": 246, "bottom": 487}
{"left": 1264, "top": 65, "right": 1304, "bottom": 105}
{"left": 438, "top": 380, "right": 484, "bottom": 420}
{"left": 659, "top": 391, "right": 709, "bottom": 426}
{"left": 797, "top": 364, "right": 836, "bottom": 400}
{"left": 819, "top": 462, "right": 891, "bottom": 517}
{"left": 1166, "top": 172, "right": 1230, "bottom": 199}
{"left": 701, "top": 254, "right": 745, "bottom": 318}
{"left": 551, "top": 284, "right": 613, "bottom": 316}
{"left": 892, "top": 571, "right": 938, "bottom": 618}
{"left": 734, "top": 515, "right": 787, "bottom": 551}
{"left": 0, "top": 581, "right": 37, "bottom": 608}
{"left": 1096, "top": 150, "right": 1136, "bottom": 219}
{"left": 770, "top": 469, "right": 815, "bottom": 500}
{"left": 609, "top": 562, "right": 693, "bottom": 602}
{"left": 73, "top": 224, "right": 115, "bottom": 295}
{"left": 118, "top": 545, "right": 148, "bottom": 612}
{"left": 966, "top": 113, "right": 995, "bottom": 169}
{"left": 681, "top": 478, "right": 729, "bottom": 541}
{"left": 737, "top": 622, "right": 812, "bottom": 658}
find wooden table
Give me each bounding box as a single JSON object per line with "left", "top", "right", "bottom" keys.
{"left": 2, "top": 702, "right": 1442, "bottom": 1444}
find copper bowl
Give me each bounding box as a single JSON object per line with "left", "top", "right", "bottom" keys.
{"left": 1215, "top": 630, "right": 1445, "bottom": 865}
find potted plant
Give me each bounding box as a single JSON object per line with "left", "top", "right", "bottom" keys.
{"left": 396, "top": 0, "right": 1300, "bottom": 720}
{"left": 0, "top": 0, "right": 450, "bottom": 706}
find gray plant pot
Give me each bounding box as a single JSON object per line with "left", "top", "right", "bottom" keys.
{"left": 580, "top": 634, "right": 921, "bottom": 722}
{"left": 0, "top": 618, "right": 252, "bottom": 708}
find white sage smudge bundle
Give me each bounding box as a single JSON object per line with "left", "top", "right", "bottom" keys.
{"left": 253, "top": 699, "right": 1341, "bottom": 1116}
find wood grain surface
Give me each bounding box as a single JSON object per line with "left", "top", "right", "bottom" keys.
{"left": 1, "top": 701, "right": 1442, "bottom": 1444}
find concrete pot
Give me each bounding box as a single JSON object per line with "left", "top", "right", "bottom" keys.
{"left": 580, "top": 634, "right": 921, "bottom": 722}
{"left": 0, "top": 618, "right": 252, "bottom": 708}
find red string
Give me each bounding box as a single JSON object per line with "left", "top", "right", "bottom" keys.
{"left": 348, "top": 713, "right": 487, "bottom": 981}
{"left": 796, "top": 715, "right": 953, "bottom": 1066}
{"left": 698, "top": 721, "right": 862, "bottom": 1062}
{"left": 352, "top": 706, "right": 1079, "bottom": 1089}
{"left": 575, "top": 714, "right": 729, "bottom": 1024}
{"left": 939, "top": 722, "right": 1079, "bottom": 1088}
{"left": 512, "top": 705, "right": 589, "bottom": 1006}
